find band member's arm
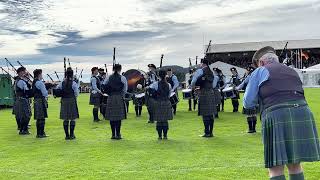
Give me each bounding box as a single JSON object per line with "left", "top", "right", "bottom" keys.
{"left": 17, "top": 80, "right": 29, "bottom": 91}
{"left": 243, "top": 67, "right": 269, "bottom": 109}
{"left": 171, "top": 75, "right": 179, "bottom": 92}
{"left": 149, "top": 82, "right": 158, "bottom": 90}
{"left": 91, "top": 77, "right": 101, "bottom": 94}
{"left": 35, "top": 81, "right": 48, "bottom": 97}
{"left": 236, "top": 75, "right": 250, "bottom": 90}
{"left": 56, "top": 82, "right": 63, "bottom": 90}
{"left": 190, "top": 69, "right": 203, "bottom": 88}
{"left": 72, "top": 81, "right": 80, "bottom": 97}
{"left": 121, "top": 75, "right": 128, "bottom": 95}
{"left": 212, "top": 75, "right": 218, "bottom": 88}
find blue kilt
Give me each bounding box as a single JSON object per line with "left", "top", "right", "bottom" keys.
{"left": 262, "top": 100, "right": 320, "bottom": 168}
{"left": 60, "top": 97, "right": 79, "bottom": 120}
{"left": 33, "top": 98, "right": 48, "bottom": 120}
{"left": 104, "top": 95, "right": 126, "bottom": 121}
{"left": 15, "top": 97, "right": 32, "bottom": 120}
{"left": 89, "top": 92, "right": 101, "bottom": 106}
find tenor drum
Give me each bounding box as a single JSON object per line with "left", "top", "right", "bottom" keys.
{"left": 222, "top": 87, "right": 237, "bottom": 99}
{"left": 123, "top": 69, "right": 146, "bottom": 93}
{"left": 169, "top": 92, "right": 179, "bottom": 105}
{"left": 182, "top": 89, "right": 192, "bottom": 99}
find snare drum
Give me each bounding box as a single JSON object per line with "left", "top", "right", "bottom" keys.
{"left": 182, "top": 89, "right": 192, "bottom": 100}
{"left": 222, "top": 87, "right": 237, "bottom": 99}
{"left": 169, "top": 92, "right": 179, "bottom": 105}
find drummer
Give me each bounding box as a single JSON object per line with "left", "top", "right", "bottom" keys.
{"left": 146, "top": 64, "right": 158, "bottom": 123}
{"left": 191, "top": 59, "right": 218, "bottom": 138}
{"left": 187, "top": 69, "right": 197, "bottom": 111}
{"left": 235, "top": 66, "right": 257, "bottom": 133}
{"left": 90, "top": 67, "right": 102, "bottom": 122}
{"left": 133, "top": 84, "right": 145, "bottom": 117}
{"left": 228, "top": 67, "right": 241, "bottom": 112}
{"left": 166, "top": 68, "right": 179, "bottom": 115}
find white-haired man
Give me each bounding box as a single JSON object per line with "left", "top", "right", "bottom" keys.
{"left": 244, "top": 46, "right": 320, "bottom": 180}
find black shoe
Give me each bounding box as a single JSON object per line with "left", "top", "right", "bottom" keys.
{"left": 208, "top": 134, "right": 214, "bottom": 137}
{"left": 111, "top": 136, "right": 116, "bottom": 140}
{"left": 116, "top": 135, "right": 122, "bottom": 140}
{"left": 158, "top": 137, "right": 162, "bottom": 140}
{"left": 201, "top": 134, "right": 210, "bottom": 138}
{"left": 41, "top": 133, "right": 49, "bottom": 138}
{"left": 23, "top": 131, "right": 31, "bottom": 135}
{"left": 163, "top": 136, "right": 168, "bottom": 140}
{"left": 65, "top": 136, "right": 70, "bottom": 140}
{"left": 70, "top": 135, "right": 76, "bottom": 140}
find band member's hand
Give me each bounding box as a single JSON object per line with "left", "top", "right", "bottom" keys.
{"left": 102, "top": 93, "right": 108, "bottom": 97}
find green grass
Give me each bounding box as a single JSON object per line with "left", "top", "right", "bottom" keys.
{"left": 0, "top": 89, "right": 320, "bottom": 180}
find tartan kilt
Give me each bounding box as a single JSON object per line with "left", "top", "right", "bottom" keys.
{"left": 60, "top": 97, "right": 79, "bottom": 120}
{"left": 262, "top": 100, "right": 320, "bottom": 168}
{"left": 152, "top": 99, "right": 173, "bottom": 122}
{"left": 198, "top": 89, "right": 217, "bottom": 116}
{"left": 15, "top": 98, "right": 32, "bottom": 120}
{"left": 213, "top": 89, "right": 221, "bottom": 105}
{"left": 242, "top": 106, "right": 258, "bottom": 116}
{"left": 105, "top": 95, "right": 127, "bottom": 121}
{"left": 89, "top": 93, "right": 101, "bottom": 106}
{"left": 33, "top": 98, "right": 48, "bottom": 120}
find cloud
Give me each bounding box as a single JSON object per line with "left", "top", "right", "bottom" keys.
{"left": 0, "top": 0, "right": 320, "bottom": 82}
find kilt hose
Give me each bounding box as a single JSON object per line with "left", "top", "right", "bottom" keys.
{"left": 33, "top": 98, "right": 48, "bottom": 120}
{"left": 262, "top": 100, "right": 320, "bottom": 168}
{"left": 105, "top": 95, "right": 127, "bottom": 121}
{"left": 15, "top": 97, "right": 32, "bottom": 120}
{"left": 152, "top": 99, "right": 173, "bottom": 122}
{"left": 60, "top": 97, "right": 79, "bottom": 120}
{"left": 89, "top": 93, "right": 101, "bottom": 106}
{"left": 198, "top": 89, "right": 217, "bottom": 116}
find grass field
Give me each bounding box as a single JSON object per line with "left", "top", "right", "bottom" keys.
{"left": 0, "top": 89, "right": 319, "bottom": 180}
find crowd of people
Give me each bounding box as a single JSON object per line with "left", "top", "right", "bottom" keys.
{"left": 9, "top": 46, "right": 320, "bottom": 180}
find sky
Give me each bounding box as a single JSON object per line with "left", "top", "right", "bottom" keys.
{"left": 0, "top": 0, "right": 320, "bottom": 82}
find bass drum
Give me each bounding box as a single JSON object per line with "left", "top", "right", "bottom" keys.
{"left": 123, "top": 69, "right": 146, "bottom": 93}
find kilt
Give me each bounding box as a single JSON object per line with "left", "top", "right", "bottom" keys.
{"left": 198, "top": 89, "right": 216, "bottom": 116}
{"left": 152, "top": 99, "right": 173, "bottom": 122}
{"left": 15, "top": 97, "right": 32, "bottom": 120}
{"left": 262, "top": 100, "right": 320, "bottom": 168}
{"left": 60, "top": 97, "right": 79, "bottom": 120}
{"left": 33, "top": 98, "right": 48, "bottom": 120}
{"left": 105, "top": 95, "right": 127, "bottom": 121}
{"left": 242, "top": 107, "right": 258, "bottom": 117}
{"left": 89, "top": 92, "right": 101, "bottom": 106}
{"left": 213, "top": 88, "right": 221, "bottom": 105}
